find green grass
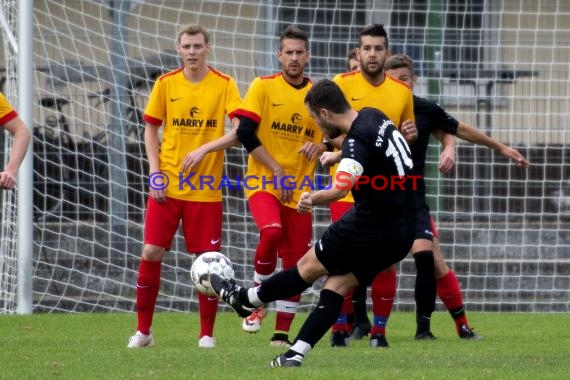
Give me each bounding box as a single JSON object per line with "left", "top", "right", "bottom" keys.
{"left": 1, "top": 311, "right": 569, "bottom": 379}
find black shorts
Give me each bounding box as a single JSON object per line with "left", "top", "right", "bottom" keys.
{"left": 315, "top": 220, "right": 415, "bottom": 286}
{"left": 415, "top": 202, "right": 435, "bottom": 241}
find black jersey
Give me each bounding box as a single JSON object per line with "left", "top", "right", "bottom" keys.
{"left": 412, "top": 95, "right": 459, "bottom": 175}
{"left": 411, "top": 95, "right": 459, "bottom": 194}
{"left": 338, "top": 107, "right": 417, "bottom": 229}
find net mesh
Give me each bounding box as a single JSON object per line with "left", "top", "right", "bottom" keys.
{"left": 0, "top": 0, "right": 568, "bottom": 313}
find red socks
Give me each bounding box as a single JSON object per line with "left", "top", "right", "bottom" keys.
{"left": 136, "top": 259, "right": 161, "bottom": 335}
{"left": 370, "top": 269, "right": 396, "bottom": 335}
{"left": 198, "top": 292, "right": 218, "bottom": 338}
{"left": 437, "top": 270, "right": 469, "bottom": 332}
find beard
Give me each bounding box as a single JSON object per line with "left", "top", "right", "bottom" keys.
{"left": 283, "top": 63, "right": 303, "bottom": 79}
{"left": 360, "top": 59, "right": 385, "bottom": 77}
{"left": 324, "top": 125, "right": 343, "bottom": 140}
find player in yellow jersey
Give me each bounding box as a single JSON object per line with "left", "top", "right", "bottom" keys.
{"left": 127, "top": 24, "right": 242, "bottom": 349}
{"left": 234, "top": 26, "right": 325, "bottom": 347}
{"left": 322, "top": 24, "right": 419, "bottom": 348}
{"left": 0, "top": 92, "right": 31, "bottom": 190}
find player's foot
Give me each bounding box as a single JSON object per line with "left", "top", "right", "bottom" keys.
{"left": 270, "top": 352, "right": 304, "bottom": 368}
{"left": 415, "top": 331, "right": 437, "bottom": 340}
{"left": 242, "top": 307, "right": 267, "bottom": 333}
{"left": 209, "top": 273, "right": 256, "bottom": 318}
{"left": 198, "top": 335, "right": 216, "bottom": 348}
{"left": 330, "top": 330, "right": 349, "bottom": 347}
{"left": 270, "top": 333, "right": 293, "bottom": 348}
{"left": 369, "top": 333, "right": 389, "bottom": 348}
{"left": 127, "top": 331, "right": 155, "bottom": 348}
{"left": 458, "top": 324, "right": 482, "bottom": 340}
{"left": 350, "top": 321, "right": 371, "bottom": 340}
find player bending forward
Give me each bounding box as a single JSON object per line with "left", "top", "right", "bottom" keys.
{"left": 210, "top": 79, "right": 417, "bottom": 368}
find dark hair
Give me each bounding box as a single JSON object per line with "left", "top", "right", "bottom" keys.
{"left": 359, "top": 24, "right": 389, "bottom": 49}
{"left": 346, "top": 48, "right": 358, "bottom": 71}
{"left": 178, "top": 24, "right": 210, "bottom": 44}
{"left": 279, "top": 25, "right": 309, "bottom": 51}
{"left": 385, "top": 53, "right": 415, "bottom": 77}
{"left": 305, "top": 79, "right": 350, "bottom": 114}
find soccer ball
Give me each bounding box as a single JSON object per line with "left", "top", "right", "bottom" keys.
{"left": 190, "top": 251, "right": 235, "bottom": 296}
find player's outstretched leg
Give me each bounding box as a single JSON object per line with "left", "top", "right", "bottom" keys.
{"left": 271, "top": 289, "right": 344, "bottom": 368}
{"left": 209, "top": 274, "right": 257, "bottom": 318}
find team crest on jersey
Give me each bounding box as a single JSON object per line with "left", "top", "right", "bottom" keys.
{"left": 190, "top": 107, "right": 200, "bottom": 118}
{"left": 291, "top": 113, "right": 302, "bottom": 124}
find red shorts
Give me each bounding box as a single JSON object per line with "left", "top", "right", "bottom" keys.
{"left": 248, "top": 191, "right": 312, "bottom": 257}
{"left": 329, "top": 201, "right": 353, "bottom": 223}
{"left": 144, "top": 196, "right": 222, "bottom": 253}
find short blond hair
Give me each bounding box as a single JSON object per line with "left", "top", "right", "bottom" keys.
{"left": 177, "top": 24, "right": 210, "bottom": 44}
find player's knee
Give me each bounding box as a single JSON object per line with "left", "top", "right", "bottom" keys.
{"left": 297, "top": 249, "right": 327, "bottom": 282}
{"left": 142, "top": 244, "right": 166, "bottom": 261}
{"left": 414, "top": 250, "right": 435, "bottom": 273}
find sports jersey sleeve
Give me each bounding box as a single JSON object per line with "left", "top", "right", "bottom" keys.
{"left": 143, "top": 78, "right": 166, "bottom": 126}
{"left": 402, "top": 88, "right": 415, "bottom": 124}
{"left": 431, "top": 102, "right": 459, "bottom": 134}
{"left": 234, "top": 77, "right": 265, "bottom": 123}
{"left": 0, "top": 92, "right": 18, "bottom": 125}
{"left": 224, "top": 76, "right": 242, "bottom": 119}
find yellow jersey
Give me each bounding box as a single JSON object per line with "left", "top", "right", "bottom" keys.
{"left": 0, "top": 92, "right": 18, "bottom": 125}
{"left": 235, "top": 73, "right": 323, "bottom": 208}
{"left": 331, "top": 71, "right": 415, "bottom": 203}
{"left": 143, "top": 66, "right": 242, "bottom": 202}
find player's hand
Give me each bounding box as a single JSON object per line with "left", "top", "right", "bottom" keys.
{"left": 501, "top": 146, "right": 530, "bottom": 168}
{"left": 297, "top": 191, "right": 313, "bottom": 213}
{"left": 149, "top": 188, "right": 166, "bottom": 203}
{"left": 438, "top": 146, "right": 456, "bottom": 173}
{"left": 0, "top": 170, "right": 17, "bottom": 189}
{"left": 298, "top": 141, "right": 324, "bottom": 161}
{"left": 320, "top": 151, "right": 342, "bottom": 167}
{"left": 182, "top": 146, "right": 207, "bottom": 173}
{"left": 401, "top": 119, "right": 417, "bottom": 144}
{"left": 273, "top": 167, "right": 293, "bottom": 204}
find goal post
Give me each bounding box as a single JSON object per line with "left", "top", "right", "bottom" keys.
{"left": 0, "top": 0, "right": 568, "bottom": 314}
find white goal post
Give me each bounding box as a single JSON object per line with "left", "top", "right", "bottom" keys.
{"left": 1, "top": 0, "right": 569, "bottom": 314}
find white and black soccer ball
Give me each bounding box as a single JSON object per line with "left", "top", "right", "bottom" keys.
{"left": 190, "top": 251, "right": 235, "bottom": 296}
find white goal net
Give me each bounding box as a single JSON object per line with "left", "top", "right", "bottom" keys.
{"left": 1, "top": 0, "right": 568, "bottom": 313}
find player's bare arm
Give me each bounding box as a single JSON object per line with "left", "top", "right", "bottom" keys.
{"left": 457, "top": 122, "right": 529, "bottom": 167}
{"left": 431, "top": 128, "right": 456, "bottom": 174}
{"left": 320, "top": 150, "right": 342, "bottom": 167}
{"left": 297, "top": 169, "right": 354, "bottom": 213}
{"left": 0, "top": 116, "right": 30, "bottom": 189}
{"left": 144, "top": 122, "right": 166, "bottom": 203}
{"left": 249, "top": 144, "right": 293, "bottom": 203}
{"left": 319, "top": 134, "right": 346, "bottom": 166}
{"left": 182, "top": 117, "right": 241, "bottom": 173}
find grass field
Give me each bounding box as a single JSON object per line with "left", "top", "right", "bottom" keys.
{"left": 1, "top": 311, "right": 569, "bottom": 379}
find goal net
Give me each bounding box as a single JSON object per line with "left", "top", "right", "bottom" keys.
{"left": 1, "top": 0, "right": 568, "bottom": 314}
